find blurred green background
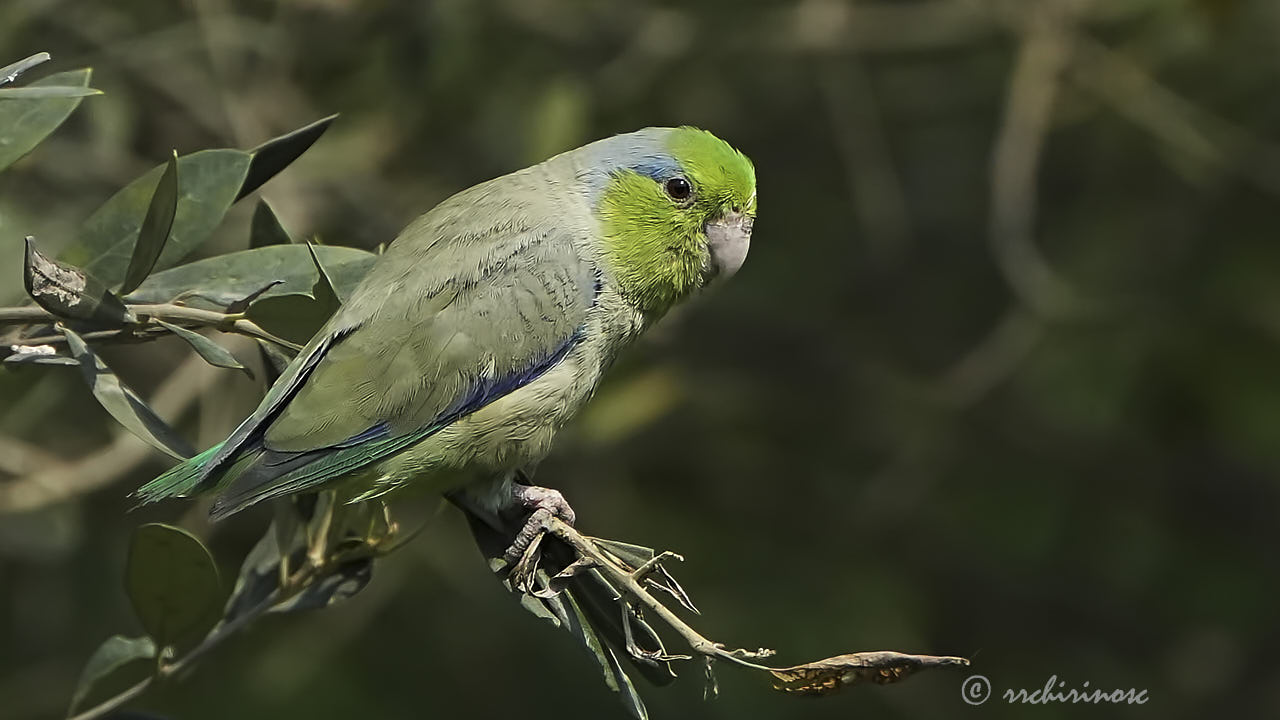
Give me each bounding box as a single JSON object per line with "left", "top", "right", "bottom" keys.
{"left": 3, "top": 0, "right": 1279, "bottom": 718}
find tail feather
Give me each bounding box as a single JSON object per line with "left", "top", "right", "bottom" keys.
{"left": 133, "top": 443, "right": 223, "bottom": 504}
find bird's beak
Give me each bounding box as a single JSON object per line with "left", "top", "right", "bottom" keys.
{"left": 703, "top": 211, "right": 753, "bottom": 284}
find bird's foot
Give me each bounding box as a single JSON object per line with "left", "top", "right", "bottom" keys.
{"left": 503, "top": 484, "right": 576, "bottom": 592}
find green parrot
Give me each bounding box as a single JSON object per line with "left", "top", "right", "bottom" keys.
{"left": 137, "top": 126, "right": 755, "bottom": 523}
{"left": 135, "top": 128, "right": 754, "bottom": 681}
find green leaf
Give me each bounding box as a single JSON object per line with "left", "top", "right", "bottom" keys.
{"left": 124, "top": 244, "right": 374, "bottom": 309}
{"left": 0, "top": 86, "right": 101, "bottom": 99}
{"left": 24, "top": 237, "right": 133, "bottom": 325}
{"left": 0, "top": 68, "right": 93, "bottom": 172}
{"left": 68, "top": 635, "right": 157, "bottom": 714}
{"left": 155, "top": 320, "right": 251, "bottom": 377}
{"left": 63, "top": 149, "right": 253, "bottom": 289}
{"left": 119, "top": 151, "right": 179, "bottom": 295}
{"left": 236, "top": 114, "right": 337, "bottom": 201}
{"left": 59, "top": 326, "right": 195, "bottom": 460}
{"left": 246, "top": 245, "right": 341, "bottom": 345}
{"left": 0, "top": 52, "right": 51, "bottom": 86}
{"left": 249, "top": 198, "right": 293, "bottom": 248}
{"left": 126, "top": 524, "right": 222, "bottom": 649}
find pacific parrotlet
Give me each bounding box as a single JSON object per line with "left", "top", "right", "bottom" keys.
{"left": 136, "top": 126, "right": 756, "bottom": 554}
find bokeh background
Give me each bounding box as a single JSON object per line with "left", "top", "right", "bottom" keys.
{"left": 3, "top": 0, "right": 1279, "bottom": 718}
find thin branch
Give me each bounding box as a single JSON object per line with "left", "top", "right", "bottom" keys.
{"left": 1068, "top": 34, "right": 1280, "bottom": 196}
{"left": 988, "top": 0, "right": 1091, "bottom": 320}
{"left": 0, "top": 302, "right": 300, "bottom": 351}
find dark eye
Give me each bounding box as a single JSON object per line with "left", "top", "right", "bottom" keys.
{"left": 664, "top": 176, "right": 692, "bottom": 201}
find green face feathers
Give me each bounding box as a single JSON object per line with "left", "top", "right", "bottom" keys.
{"left": 595, "top": 127, "right": 756, "bottom": 315}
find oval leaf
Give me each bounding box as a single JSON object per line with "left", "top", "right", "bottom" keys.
{"left": 119, "top": 150, "right": 179, "bottom": 295}
{"left": 24, "top": 237, "right": 133, "bottom": 325}
{"left": 126, "top": 524, "right": 222, "bottom": 648}
{"left": 124, "top": 244, "right": 374, "bottom": 309}
{"left": 62, "top": 149, "right": 253, "bottom": 288}
{"left": 0, "top": 68, "right": 94, "bottom": 172}
{"left": 68, "top": 635, "right": 157, "bottom": 714}
{"left": 59, "top": 326, "right": 194, "bottom": 460}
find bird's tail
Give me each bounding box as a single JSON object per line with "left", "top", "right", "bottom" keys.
{"left": 133, "top": 442, "right": 223, "bottom": 504}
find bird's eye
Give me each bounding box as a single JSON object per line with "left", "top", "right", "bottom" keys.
{"left": 664, "top": 176, "right": 692, "bottom": 201}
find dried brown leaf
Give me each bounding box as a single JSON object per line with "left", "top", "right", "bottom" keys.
{"left": 769, "top": 651, "right": 969, "bottom": 696}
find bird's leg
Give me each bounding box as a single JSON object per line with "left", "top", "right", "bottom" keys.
{"left": 503, "top": 484, "right": 576, "bottom": 590}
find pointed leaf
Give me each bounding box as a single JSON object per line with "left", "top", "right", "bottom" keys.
{"left": 62, "top": 149, "right": 252, "bottom": 288}
{"left": 245, "top": 244, "right": 342, "bottom": 345}
{"left": 224, "top": 280, "right": 284, "bottom": 315}
{"left": 155, "top": 320, "right": 250, "bottom": 376}
{"left": 221, "top": 518, "right": 290, "bottom": 626}
{"left": 250, "top": 199, "right": 293, "bottom": 248}
{"left": 59, "top": 326, "right": 194, "bottom": 459}
{"left": 0, "top": 52, "right": 51, "bottom": 86}
{"left": 306, "top": 242, "right": 340, "bottom": 309}
{"left": 236, "top": 114, "right": 337, "bottom": 201}
{"left": 0, "top": 86, "right": 101, "bottom": 99}
{"left": 255, "top": 338, "right": 294, "bottom": 385}
{"left": 0, "top": 68, "right": 93, "bottom": 172}
{"left": 126, "top": 524, "right": 222, "bottom": 649}
{"left": 24, "top": 237, "right": 133, "bottom": 325}
{"left": 119, "top": 151, "right": 179, "bottom": 295}
{"left": 68, "top": 635, "right": 156, "bottom": 714}
{"left": 124, "top": 245, "right": 374, "bottom": 308}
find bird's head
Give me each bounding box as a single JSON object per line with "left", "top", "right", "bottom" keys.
{"left": 582, "top": 127, "right": 756, "bottom": 316}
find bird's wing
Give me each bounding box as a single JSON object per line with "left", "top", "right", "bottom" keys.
{"left": 199, "top": 195, "right": 597, "bottom": 519}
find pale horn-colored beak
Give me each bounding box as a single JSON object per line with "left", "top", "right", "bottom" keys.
{"left": 704, "top": 211, "right": 753, "bottom": 283}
